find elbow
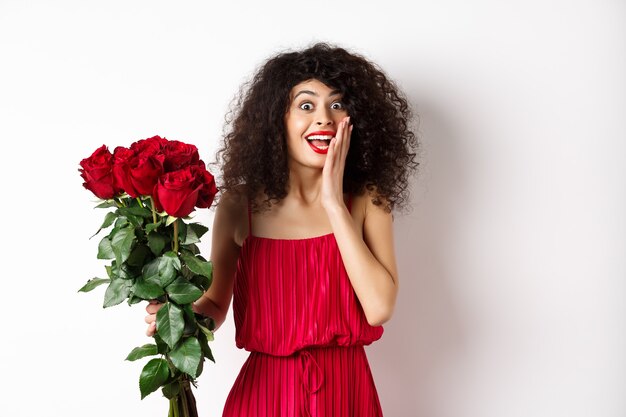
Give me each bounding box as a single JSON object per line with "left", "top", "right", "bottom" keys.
{"left": 366, "top": 305, "right": 394, "bottom": 327}
{"left": 365, "top": 278, "right": 398, "bottom": 327}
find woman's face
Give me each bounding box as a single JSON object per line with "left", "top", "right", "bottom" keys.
{"left": 284, "top": 79, "right": 348, "bottom": 169}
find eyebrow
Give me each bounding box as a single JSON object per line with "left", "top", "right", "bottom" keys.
{"left": 293, "top": 89, "right": 342, "bottom": 100}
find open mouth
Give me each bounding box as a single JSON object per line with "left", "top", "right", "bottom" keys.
{"left": 305, "top": 132, "right": 335, "bottom": 154}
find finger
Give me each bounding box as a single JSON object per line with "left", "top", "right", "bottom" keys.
{"left": 146, "top": 321, "right": 156, "bottom": 337}
{"left": 340, "top": 119, "right": 350, "bottom": 162}
{"left": 145, "top": 314, "right": 156, "bottom": 324}
{"left": 346, "top": 124, "right": 353, "bottom": 156}
{"left": 325, "top": 137, "right": 336, "bottom": 170}
{"left": 146, "top": 303, "right": 162, "bottom": 314}
{"left": 335, "top": 121, "right": 346, "bottom": 163}
{"left": 339, "top": 118, "right": 350, "bottom": 163}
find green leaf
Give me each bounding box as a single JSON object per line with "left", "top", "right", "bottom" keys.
{"left": 182, "top": 231, "right": 199, "bottom": 246}
{"left": 125, "top": 213, "right": 144, "bottom": 228}
{"left": 165, "top": 277, "right": 203, "bottom": 305}
{"left": 91, "top": 211, "right": 118, "bottom": 238}
{"left": 78, "top": 278, "right": 110, "bottom": 293}
{"left": 154, "top": 333, "right": 168, "bottom": 354}
{"left": 197, "top": 330, "right": 215, "bottom": 363}
{"left": 181, "top": 304, "right": 198, "bottom": 336}
{"left": 169, "top": 337, "right": 202, "bottom": 377}
{"left": 159, "top": 252, "right": 181, "bottom": 282}
{"left": 190, "top": 223, "right": 209, "bottom": 239}
{"left": 177, "top": 221, "right": 188, "bottom": 244}
{"left": 147, "top": 233, "right": 168, "bottom": 256}
{"left": 139, "top": 358, "right": 170, "bottom": 399}
{"left": 127, "top": 295, "right": 143, "bottom": 305}
{"left": 165, "top": 215, "right": 178, "bottom": 226}
{"left": 95, "top": 200, "right": 117, "bottom": 209}
{"left": 190, "top": 275, "right": 211, "bottom": 292}
{"left": 142, "top": 254, "right": 179, "bottom": 288}
{"left": 181, "top": 243, "right": 200, "bottom": 255}
{"left": 156, "top": 302, "right": 184, "bottom": 349}
{"left": 110, "top": 260, "right": 134, "bottom": 280}
{"left": 180, "top": 252, "right": 212, "bottom": 279}
{"left": 161, "top": 381, "right": 180, "bottom": 400}
{"left": 142, "top": 258, "right": 161, "bottom": 286}
{"left": 103, "top": 279, "right": 131, "bottom": 308}
{"left": 196, "top": 355, "right": 205, "bottom": 377}
{"left": 181, "top": 223, "right": 208, "bottom": 245}
{"left": 113, "top": 217, "right": 129, "bottom": 229}
{"left": 132, "top": 278, "right": 165, "bottom": 300}
{"left": 127, "top": 245, "right": 151, "bottom": 267}
{"left": 111, "top": 226, "right": 136, "bottom": 265}
{"left": 126, "top": 344, "right": 159, "bottom": 361}
{"left": 118, "top": 206, "right": 152, "bottom": 218}
{"left": 197, "top": 322, "right": 215, "bottom": 342}
{"left": 97, "top": 237, "right": 115, "bottom": 260}
{"left": 145, "top": 220, "right": 162, "bottom": 235}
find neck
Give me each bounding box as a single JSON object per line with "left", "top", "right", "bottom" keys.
{"left": 286, "top": 161, "right": 324, "bottom": 205}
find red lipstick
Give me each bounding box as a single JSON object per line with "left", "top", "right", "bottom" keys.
{"left": 305, "top": 130, "right": 336, "bottom": 138}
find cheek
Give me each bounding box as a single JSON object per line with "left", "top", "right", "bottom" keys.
{"left": 289, "top": 118, "right": 308, "bottom": 135}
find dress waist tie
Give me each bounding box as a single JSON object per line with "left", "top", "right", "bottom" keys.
{"left": 297, "top": 349, "right": 324, "bottom": 417}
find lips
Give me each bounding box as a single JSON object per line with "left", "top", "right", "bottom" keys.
{"left": 305, "top": 130, "right": 336, "bottom": 139}
{"left": 305, "top": 130, "right": 335, "bottom": 154}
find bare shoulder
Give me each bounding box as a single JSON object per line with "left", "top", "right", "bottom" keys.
{"left": 352, "top": 187, "right": 393, "bottom": 217}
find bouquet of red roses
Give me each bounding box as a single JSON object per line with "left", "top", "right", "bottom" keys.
{"left": 78, "top": 135, "right": 218, "bottom": 417}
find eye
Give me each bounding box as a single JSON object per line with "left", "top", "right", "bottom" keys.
{"left": 331, "top": 101, "right": 344, "bottom": 110}
{"left": 299, "top": 102, "right": 313, "bottom": 110}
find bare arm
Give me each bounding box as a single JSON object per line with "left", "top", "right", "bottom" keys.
{"left": 192, "top": 192, "right": 242, "bottom": 331}
{"left": 327, "top": 191, "right": 399, "bottom": 327}
{"left": 322, "top": 118, "right": 399, "bottom": 327}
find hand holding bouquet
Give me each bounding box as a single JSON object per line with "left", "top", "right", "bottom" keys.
{"left": 78, "top": 135, "right": 218, "bottom": 417}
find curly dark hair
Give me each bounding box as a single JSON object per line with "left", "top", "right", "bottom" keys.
{"left": 211, "top": 42, "right": 420, "bottom": 213}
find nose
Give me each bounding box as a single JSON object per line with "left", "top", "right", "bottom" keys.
{"left": 315, "top": 107, "right": 333, "bottom": 126}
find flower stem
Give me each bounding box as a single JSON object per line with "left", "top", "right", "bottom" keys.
{"left": 173, "top": 219, "right": 179, "bottom": 254}
{"left": 172, "top": 397, "right": 180, "bottom": 417}
{"left": 180, "top": 380, "right": 190, "bottom": 417}
{"left": 149, "top": 197, "right": 157, "bottom": 224}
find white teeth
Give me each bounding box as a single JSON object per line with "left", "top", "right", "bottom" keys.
{"left": 306, "top": 135, "right": 333, "bottom": 140}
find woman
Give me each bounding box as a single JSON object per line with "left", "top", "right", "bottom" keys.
{"left": 146, "top": 42, "right": 419, "bottom": 416}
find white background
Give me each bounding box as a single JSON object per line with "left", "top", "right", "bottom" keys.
{"left": 0, "top": 1, "right": 624, "bottom": 416}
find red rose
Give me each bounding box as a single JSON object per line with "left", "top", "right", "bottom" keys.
{"left": 79, "top": 145, "right": 119, "bottom": 199}
{"left": 130, "top": 135, "right": 167, "bottom": 157}
{"left": 130, "top": 153, "right": 165, "bottom": 196}
{"left": 153, "top": 166, "right": 203, "bottom": 218}
{"left": 112, "top": 146, "right": 139, "bottom": 197}
{"left": 194, "top": 163, "right": 218, "bottom": 209}
{"left": 162, "top": 140, "right": 200, "bottom": 172}
{"left": 113, "top": 143, "right": 166, "bottom": 198}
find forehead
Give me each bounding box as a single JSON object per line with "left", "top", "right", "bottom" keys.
{"left": 289, "top": 79, "right": 340, "bottom": 99}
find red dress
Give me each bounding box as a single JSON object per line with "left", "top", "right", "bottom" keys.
{"left": 222, "top": 195, "right": 385, "bottom": 417}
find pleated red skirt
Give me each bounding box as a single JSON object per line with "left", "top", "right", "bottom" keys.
{"left": 222, "top": 345, "right": 383, "bottom": 417}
